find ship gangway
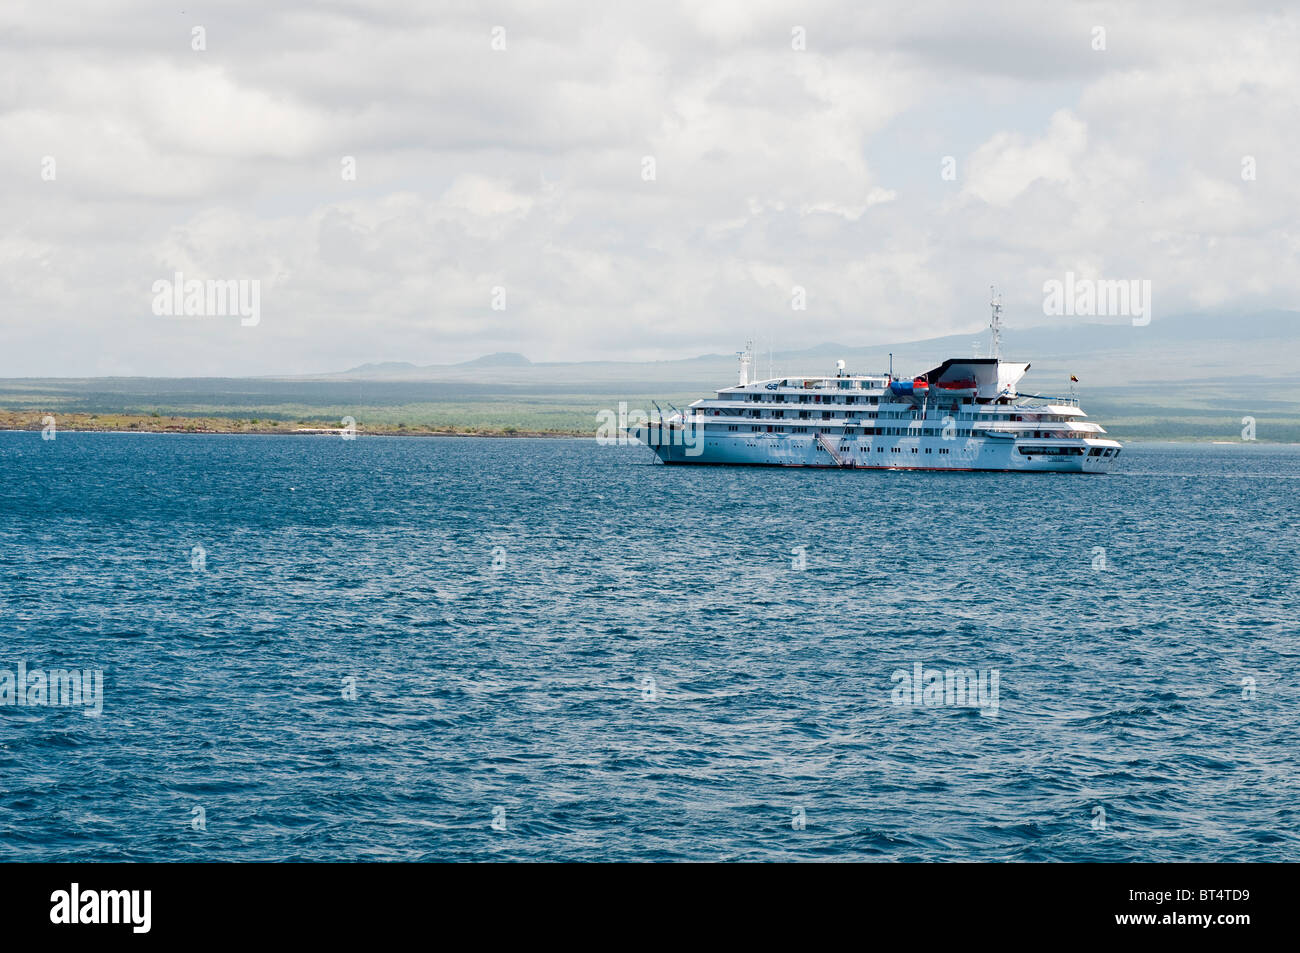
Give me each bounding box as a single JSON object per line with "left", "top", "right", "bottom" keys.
{"left": 816, "top": 433, "right": 855, "bottom": 467}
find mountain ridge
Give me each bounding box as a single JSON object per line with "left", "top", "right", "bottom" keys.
{"left": 323, "top": 309, "right": 1299, "bottom": 387}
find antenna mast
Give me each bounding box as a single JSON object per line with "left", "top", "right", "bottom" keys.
{"left": 737, "top": 340, "right": 753, "bottom": 386}
{"left": 989, "top": 285, "right": 1003, "bottom": 360}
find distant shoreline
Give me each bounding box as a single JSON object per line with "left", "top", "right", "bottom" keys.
{"left": 0, "top": 413, "right": 584, "bottom": 439}
{"left": 1, "top": 427, "right": 585, "bottom": 438}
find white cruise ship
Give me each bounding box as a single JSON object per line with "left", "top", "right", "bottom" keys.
{"left": 628, "top": 294, "right": 1122, "bottom": 473}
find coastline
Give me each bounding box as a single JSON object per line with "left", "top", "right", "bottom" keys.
{"left": 0, "top": 413, "right": 584, "bottom": 439}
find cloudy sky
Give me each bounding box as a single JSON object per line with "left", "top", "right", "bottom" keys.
{"left": 2, "top": 0, "right": 1296, "bottom": 376}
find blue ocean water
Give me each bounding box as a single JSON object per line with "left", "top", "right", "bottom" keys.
{"left": 0, "top": 432, "right": 1296, "bottom": 862}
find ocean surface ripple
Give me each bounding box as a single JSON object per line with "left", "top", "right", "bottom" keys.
{"left": 1, "top": 433, "right": 1297, "bottom": 861}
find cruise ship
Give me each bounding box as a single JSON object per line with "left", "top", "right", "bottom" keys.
{"left": 628, "top": 294, "right": 1122, "bottom": 473}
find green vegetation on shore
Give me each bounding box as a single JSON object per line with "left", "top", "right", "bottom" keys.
{"left": 0, "top": 410, "right": 585, "bottom": 437}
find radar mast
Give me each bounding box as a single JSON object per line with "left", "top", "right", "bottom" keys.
{"left": 737, "top": 340, "right": 753, "bottom": 386}
{"left": 989, "top": 286, "right": 1003, "bottom": 360}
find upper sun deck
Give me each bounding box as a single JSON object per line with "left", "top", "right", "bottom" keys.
{"left": 699, "top": 385, "right": 1088, "bottom": 416}
{"left": 729, "top": 355, "right": 1036, "bottom": 399}
{"left": 712, "top": 376, "right": 1081, "bottom": 411}
{"left": 719, "top": 374, "right": 888, "bottom": 395}
{"left": 718, "top": 349, "right": 1087, "bottom": 413}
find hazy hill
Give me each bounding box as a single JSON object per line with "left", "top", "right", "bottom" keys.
{"left": 316, "top": 309, "right": 1298, "bottom": 394}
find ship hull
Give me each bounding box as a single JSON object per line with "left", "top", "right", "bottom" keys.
{"left": 629, "top": 429, "right": 1117, "bottom": 473}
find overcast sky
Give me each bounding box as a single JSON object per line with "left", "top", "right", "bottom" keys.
{"left": 2, "top": 0, "right": 1295, "bottom": 376}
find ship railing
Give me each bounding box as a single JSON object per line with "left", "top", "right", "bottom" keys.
{"left": 1019, "top": 394, "right": 1080, "bottom": 408}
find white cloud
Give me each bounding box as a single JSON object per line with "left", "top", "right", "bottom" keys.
{"left": 963, "top": 110, "right": 1087, "bottom": 205}
{"left": 0, "top": 0, "right": 1297, "bottom": 375}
